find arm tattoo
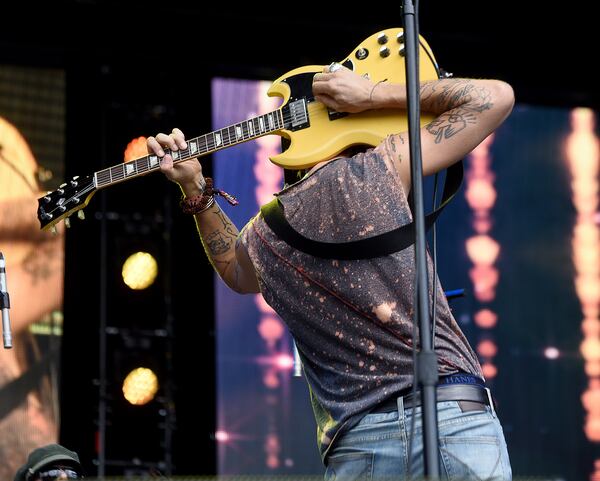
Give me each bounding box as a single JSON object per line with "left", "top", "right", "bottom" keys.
{"left": 421, "top": 79, "right": 494, "bottom": 143}
{"left": 205, "top": 230, "right": 232, "bottom": 256}
{"left": 426, "top": 109, "right": 478, "bottom": 143}
{"left": 214, "top": 209, "right": 238, "bottom": 237}
{"left": 388, "top": 135, "right": 405, "bottom": 163}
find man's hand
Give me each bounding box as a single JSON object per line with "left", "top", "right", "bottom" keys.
{"left": 147, "top": 128, "right": 205, "bottom": 197}
{"left": 312, "top": 64, "right": 376, "bottom": 113}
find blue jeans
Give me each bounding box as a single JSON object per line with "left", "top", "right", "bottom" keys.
{"left": 325, "top": 397, "right": 512, "bottom": 480}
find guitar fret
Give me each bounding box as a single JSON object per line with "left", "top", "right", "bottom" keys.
{"left": 136, "top": 157, "right": 148, "bottom": 173}
{"left": 198, "top": 135, "right": 208, "bottom": 153}
{"left": 96, "top": 169, "right": 110, "bottom": 187}
{"left": 112, "top": 165, "right": 125, "bottom": 182}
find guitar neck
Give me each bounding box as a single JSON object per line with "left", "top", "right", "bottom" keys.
{"left": 94, "top": 109, "right": 285, "bottom": 189}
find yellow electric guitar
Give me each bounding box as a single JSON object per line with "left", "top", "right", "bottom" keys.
{"left": 37, "top": 27, "right": 440, "bottom": 231}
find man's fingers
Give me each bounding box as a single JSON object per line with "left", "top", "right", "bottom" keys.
{"left": 147, "top": 136, "right": 165, "bottom": 156}
{"left": 313, "top": 72, "right": 334, "bottom": 83}
{"left": 171, "top": 128, "right": 187, "bottom": 150}
{"left": 314, "top": 94, "right": 339, "bottom": 111}
{"left": 156, "top": 132, "right": 179, "bottom": 151}
{"left": 148, "top": 129, "right": 189, "bottom": 155}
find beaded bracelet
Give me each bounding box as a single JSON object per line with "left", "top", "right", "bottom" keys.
{"left": 180, "top": 177, "right": 239, "bottom": 215}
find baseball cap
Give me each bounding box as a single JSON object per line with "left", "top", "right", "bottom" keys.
{"left": 14, "top": 444, "right": 82, "bottom": 481}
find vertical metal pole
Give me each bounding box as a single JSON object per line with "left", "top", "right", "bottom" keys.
{"left": 402, "top": 1, "right": 440, "bottom": 477}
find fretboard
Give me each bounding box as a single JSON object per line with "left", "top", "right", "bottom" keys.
{"left": 94, "top": 109, "right": 284, "bottom": 188}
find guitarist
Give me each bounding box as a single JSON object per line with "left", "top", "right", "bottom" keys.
{"left": 148, "top": 66, "right": 514, "bottom": 479}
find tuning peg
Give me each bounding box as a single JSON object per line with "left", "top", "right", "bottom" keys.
{"left": 50, "top": 225, "right": 58, "bottom": 235}
{"left": 77, "top": 210, "right": 85, "bottom": 220}
{"left": 65, "top": 217, "right": 71, "bottom": 228}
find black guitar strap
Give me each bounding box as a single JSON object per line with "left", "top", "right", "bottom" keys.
{"left": 261, "top": 161, "right": 463, "bottom": 260}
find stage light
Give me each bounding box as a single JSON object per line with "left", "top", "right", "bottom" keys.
{"left": 476, "top": 339, "right": 498, "bottom": 358}
{"left": 474, "top": 309, "right": 498, "bottom": 329}
{"left": 544, "top": 347, "right": 561, "bottom": 360}
{"left": 121, "top": 251, "right": 158, "bottom": 290}
{"left": 481, "top": 362, "right": 497, "bottom": 380}
{"left": 122, "top": 367, "right": 159, "bottom": 405}
{"left": 124, "top": 136, "right": 148, "bottom": 162}
{"left": 214, "top": 430, "right": 230, "bottom": 443}
{"left": 274, "top": 354, "right": 294, "bottom": 370}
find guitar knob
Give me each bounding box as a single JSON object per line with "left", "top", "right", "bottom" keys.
{"left": 396, "top": 32, "right": 404, "bottom": 43}
{"left": 77, "top": 210, "right": 85, "bottom": 220}
{"left": 377, "top": 33, "right": 388, "bottom": 44}
{"left": 355, "top": 48, "right": 369, "bottom": 60}
{"left": 379, "top": 46, "right": 390, "bottom": 58}
{"left": 398, "top": 46, "right": 405, "bottom": 57}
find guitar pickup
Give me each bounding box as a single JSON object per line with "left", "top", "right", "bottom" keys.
{"left": 285, "top": 99, "right": 310, "bottom": 131}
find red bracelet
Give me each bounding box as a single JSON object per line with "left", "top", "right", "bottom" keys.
{"left": 180, "top": 177, "right": 239, "bottom": 215}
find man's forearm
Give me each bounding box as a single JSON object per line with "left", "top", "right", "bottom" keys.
{"left": 372, "top": 78, "right": 493, "bottom": 115}
{"left": 373, "top": 77, "right": 514, "bottom": 148}
{"left": 191, "top": 199, "right": 240, "bottom": 288}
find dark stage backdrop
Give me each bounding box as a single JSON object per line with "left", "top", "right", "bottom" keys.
{"left": 212, "top": 78, "right": 600, "bottom": 481}
{"left": 0, "top": 65, "right": 65, "bottom": 480}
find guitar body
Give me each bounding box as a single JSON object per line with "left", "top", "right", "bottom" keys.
{"left": 268, "top": 27, "right": 440, "bottom": 169}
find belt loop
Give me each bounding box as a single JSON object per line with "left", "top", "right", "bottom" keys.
{"left": 485, "top": 387, "right": 496, "bottom": 417}
{"left": 396, "top": 396, "right": 405, "bottom": 421}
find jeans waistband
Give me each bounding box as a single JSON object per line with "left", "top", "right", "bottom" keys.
{"left": 438, "top": 372, "right": 485, "bottom": 387}
{"left": 371, "top": 381, "right": 492, "bottom": 413}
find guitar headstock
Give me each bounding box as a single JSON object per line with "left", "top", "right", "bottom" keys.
{"left": 37, "top": 174, "right": 96, "bottom": 231}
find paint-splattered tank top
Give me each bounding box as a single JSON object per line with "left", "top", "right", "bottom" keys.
{"left": 239, "top": 139, "right": 483, "bottom": 463}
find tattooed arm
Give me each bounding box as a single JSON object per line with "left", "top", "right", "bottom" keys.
{"left": 189, "top": 200, "right": 260, "bottom": 294}
{"left": 147, "top": 129, "right": 260, "bottom": 294}
{"left": 379, "top": 78, "right": 514, "bottom": 189}
{"left": 313, "top": 66, "right": 514, "bottom": 191}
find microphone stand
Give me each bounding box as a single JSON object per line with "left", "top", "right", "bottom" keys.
{"left": 402, "top": 1, "right": 440, "bottom": 476}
